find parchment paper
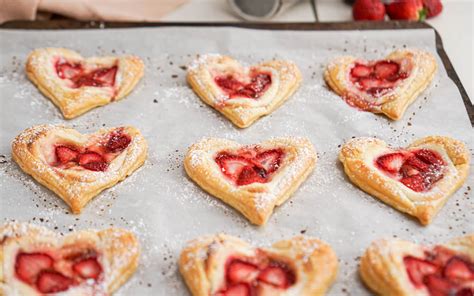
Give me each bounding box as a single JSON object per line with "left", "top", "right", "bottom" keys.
{"left": 0, "top": 26, "right": 472, "bottom": 295}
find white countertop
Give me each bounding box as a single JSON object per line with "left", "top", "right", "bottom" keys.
{"left": 162, "top": 0, "right": 473, "bottom": 103}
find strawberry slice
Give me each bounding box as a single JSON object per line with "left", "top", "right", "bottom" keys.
{"left": 351, "top": 64, "right": 372, "bottom": 78}
{"left": 78, "top": 152, "right": 108, "bottom": 172}
{"left": 374, "top": 61, "right": 400, "bottom": 80}
{"left": 55, "top": 146, "right": 79, "bottom": 164}
{"left": 358, "top": 77, "right": 383, "bottom": 89}
{"left": 443, "top": 257, "right": 474, "bottom": 281}
{"left": 236, "top": 167, "right": 266, "bottom": 186}
{"left": 36, "top": 271, "right": 73, "bottom": 293}
{"left": 257, "top": 265, "right": 293, "bottom": 288}
{"left": 424, "top": 274, "right": 457, "bottom": 296}
{"left": 106, "top": 131, "right": 131, "bottom": 153}
{"left": 56, "top": 62, "right": 83, "bottom": 80}
{"left": 216, "top": 155, "right": 251, "bottom": 180}
{"left": 219, "top": 283, "right": 251, "bottom": 296}
{"left": 94, "top": 66, "right": 118, "bottom": 87}
{"left": 415, "top": 149, "right": 445, "bottom": 167}
{"left": 15, "top": 252, "right": 53, "bottom": 285}
{"left": 456, "top": 288, "right": 474, "bottom": 296}
{"left": 227, "top": 260, "right": 259, "bottom": 284}
{"left": 375, "top": 152, "right": 405, "bottom": 174}
{"left": 401, "top": 174, "right": 426, "bottom": 192}
{"left": 73, "top": 258, "right": 102, "bottom": 280}
{"left": 255, "top": 150, "right": 283, "bottom": 174}
{"left": 404, "top": 256, "right": 439, "bottom": 287}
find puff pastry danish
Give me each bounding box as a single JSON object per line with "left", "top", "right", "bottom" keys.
{"left": 187, "top": 54, "right": 302, "bottom": 128}
{"left": 12, "top": 124, "right": 148, "bottom": 213}
{"left": 360, "top": 235, "right": 474, "bottom": 296}
{"left": 184, "top": 137, "right": 317, "bottom": 225}
{"left": 0, "top": 222, "right": 140, "bottom": 295}
{"left": 324, "top": 49, "right": 437, "bottom": 120}
{"left": 179, "top": 234, "right": 338, "bottom": 296}
{"left": 26, "top": 48, "right": 144, "bottom": 119}
{"left": 339, "top": 136, "right": 470, "bottom": 225}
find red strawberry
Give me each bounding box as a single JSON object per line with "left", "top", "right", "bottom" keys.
{"left": 219, "top": 283, "right": 250, "bottom": 296}
{"left": 36, "top": 271, "right": 73, "bottom": 293}
{"left": 352, "top": 0, "right": 386, "bottom": 21}
{"left": 402, "top": 156, "right": 429, "bottom": 175}
{"left": 227, "top": 260, "right": 259, "bottom": 284}
{"left": 93, "top": 66, "right": 118, "bottom": 87}
{"left": 15, "top": 252, "right": 53, "bottom": 285}
{"left": 376, "top": 152, "right": 405, "bottom": 174}
{"left": 404, "top": 256, "right": 438, "bottom": 287}
{"left": 423, "top": 0, "right": 443, "bottom": 18}
{"left": 456, "top": 288, "right": 474, "bottom": 296}
{"left": 358, "top": 77, "right": 384, "bottom": 89}
{"left": 237, "top": 166, "right": 266, "bottom": 186}
{"left": 106, "top": 131, "right": 131, "bottom": 153}
{"left": 55, "top": 146, "right": 79, "bottom": 164}
{"left": 443, "top": 257, "right": 474, "bottom": 281}
{"left": 401, "top": 174, "right": 426, "bottom": 192}
{"left": 257, "top": 266, "right": 292, "bottom": 288}
{"left": 351, "top": 64, "right": 373, "bottom": 78}
{"left": 216, "top": 155, "right": 251, "bottom": 181}
{"left": 374, "top": 61, "right": 400, "bottom": 80}
{"left": 414, "top": 149, "right": 444, "bottom": 167}
{"left": 56, "top": 62, "right": 83, "bottom": 79}
{"left": 73, "top": 258, "right": 102, "bottom": 280}
{"left": 386, "top": 0, "right": 427, "bottom": 21}
{"left": 78, "top": 152, "right": 108, "bottom": 172}
{"left": 255, "top": 150, "right": 283, "bottom": 173}
{"left": 424, "top": 274, "right": 456, "bottom": 296}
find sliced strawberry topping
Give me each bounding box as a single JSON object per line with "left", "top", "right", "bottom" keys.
{"left": 257, "top": 264, "right": 295, "bottom": 288}
{"left": 36, "top": 271, "right": 73, "bottom": 293}
{"left": 217, "top": 283, "right": 251, "bottom": 296}
{"left": 78, "top": 152, "right": 108, "bottom": 172}
{"left": 15, "top": 252, "right": 54, "bottom": 285}
{"left": 375, "top": 148, "right": 445, "bottom": 192}
{"left": 215, "top": 148, "right": 284, "bottom": 186}
{"left": 348, "top": 60, "right": 408, "bottom": 105}
{"left": 443, "top": 257, "right": 474, "bottom": 281}
{"left": 72, "top": 257, "right": 102, "bottom": 280}
{"left": 55, "top": 146, "right": 79, "bottom": 164}
{"left": 424, "top": 274, "right": 457, "bottom": 296}
{"left": 351, "top": 64, "right": 372, "bottom": 78}
{"left": 106, "top": 130, "right": 131, "bottom": 153}
{"left": 374, "top": 61, "right": 400, "bottom": 80}
{"left": 55, "top": 60, "right": 117, "bottom": 89}
{"left": 227, "top": 260, "right": 259, "bottom": 284}
{"left": 214, "top": 71, "right": 272, "bottom": 99}
{"left": 375, "top": 152, "right": 404, "bottom": 174}
{"left": 405, "top": 250, "right": 474, "bottom": 295}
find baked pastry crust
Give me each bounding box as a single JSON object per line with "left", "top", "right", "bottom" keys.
{"left": 324, "top": 49, "right": 437, "bottom": 120}
{"left": 339, "top": 136, "right": 470, "bottom": 225}
{"left": 11, "top": 124, "right": 148, "bottom": 214}
{"left": 187, "top": 54, "right": 302, "bottom": 128}
{"left": 360, "top": 235, "right": 474, "bottom": 296}
{"left": 179, "top": 234, "right": 338, "bottom": 296}
{"left": 184, "top": 137, "right": 317, "bottom": 225}
{"left": 0, "top": 222, "right": 140, "bottom": 295}
{"left": 26, "top": 48, "right": 144, "bottom": 119}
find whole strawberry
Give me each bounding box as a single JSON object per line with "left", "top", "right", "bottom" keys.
{"left": 386, "top": 0, "right": 427, "bottom": 21}
{"left": 423, "top": 0, "right": 443, "bottom": 18}
{"left": 353, "top": 0, "right": 386, "bottom": 21}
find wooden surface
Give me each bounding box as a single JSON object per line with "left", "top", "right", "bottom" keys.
{"left": 1, "top": 20, "right": 472, "bottom": 125}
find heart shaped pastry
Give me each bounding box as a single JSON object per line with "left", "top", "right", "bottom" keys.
{"left": 0, "top": 222, "right": 140, "bottom": 295}
{"left": 12, "top": 124, "right": 148, "bottom": 213}
{"left": 184, "top": 137, "right": 317, "bottom": 225}
{"left": 26, "top": 48, "right": 144, "bottom": 119}
{"left": 339, "top": 136, "right": 470, "bottom": 225}
{"left": 179, "top": 234, "right": 338, "bottom": 296}
{"left": 360, "top": 235, "right": 474, "bottom": 296}
{"left": 324, "top": 49, "right": 437, "bottom": 120}
{"left": 187, "top": 55, "right": 302, "bottom": 128}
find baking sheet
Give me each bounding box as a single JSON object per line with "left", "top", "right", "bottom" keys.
{"left": 0, "top": 26, "right": 472, "bottom": 295}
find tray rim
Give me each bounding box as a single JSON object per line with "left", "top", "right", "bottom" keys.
{"left": 1, "top": 20, "right": 472, "bottom": 125}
